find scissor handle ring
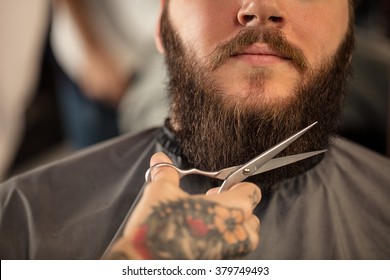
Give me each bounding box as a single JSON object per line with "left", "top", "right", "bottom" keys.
{"left": 145, "top": 163, "right": 179, "bottom": 183}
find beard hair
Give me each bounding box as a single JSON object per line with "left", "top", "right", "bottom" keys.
{"left": 160, "top": 8, "right": 355, "bottom": 192}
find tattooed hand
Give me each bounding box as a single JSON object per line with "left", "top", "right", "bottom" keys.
{"left": 107, "top": 152, "right": 261, "bottom": 260}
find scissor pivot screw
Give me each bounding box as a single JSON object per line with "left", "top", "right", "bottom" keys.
{"left": 243, "top": 168, "right": 251, "bottom": 176}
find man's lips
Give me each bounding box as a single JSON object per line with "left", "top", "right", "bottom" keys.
{"left": 231, "top": 44, "right": 290, "bottom": 65}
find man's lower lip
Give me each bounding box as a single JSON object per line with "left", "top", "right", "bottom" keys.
{"left": 232, "top": 54, "right": 286, "bottom": 66}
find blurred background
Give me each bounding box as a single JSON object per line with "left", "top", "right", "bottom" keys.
{"left": 0, "top": 0, "right": 389, "bottom": 183}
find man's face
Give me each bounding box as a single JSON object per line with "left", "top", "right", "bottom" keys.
{"left": 158, "top": 0, "right": 350, "bottom": 110}
{"left": 156, "top": 0, "right": 354, "bottom": 190}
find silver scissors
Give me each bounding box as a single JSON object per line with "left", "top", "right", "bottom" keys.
{"left": 145, "top": 122, "right": 325, "bottom": 193}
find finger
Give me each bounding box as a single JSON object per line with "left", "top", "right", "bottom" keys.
{"left": 247, "top": 215, "right": 261, "bottom": 233}
{"left": 205, "top": 187, "right": 219, "bottom": 196}
{"left": 149, "top": 152, "right": 180, "bottom": 187}
{"left": 227, "top": 182, "right": 261, "bottom": 210}
{"left": 246, "top": 215, "right": 261, "bottom": 250}
{"left": 208, "top": 182, "right": 261, "bottom": 214}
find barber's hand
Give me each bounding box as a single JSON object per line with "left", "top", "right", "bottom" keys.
{"left": 107, "top": 152, "right": 261, "bottom": 260}
{"left": 79, "top": 46, "right": 131, "bottom": 107}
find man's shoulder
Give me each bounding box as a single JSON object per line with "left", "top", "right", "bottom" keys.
{"left": 291, "top": 136, "right": 390, "bottom": 199}
{"left": 251, "top": 137, "right": 390, "bottom": 260}
{"left": 322, "top": 136, "right": 390, "bottom": 191}
{"left": 0, "top": 128, "right": 161, "bottom": 259}
{"left": 329, "top": 137, "right": 390, "bottom": 168}
{"left": 0, "top": 128, "right": 160, "bottom": 192}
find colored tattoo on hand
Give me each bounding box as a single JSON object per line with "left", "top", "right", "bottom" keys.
{"left": 132, "top": 199, "right": 252, "bottom": 259}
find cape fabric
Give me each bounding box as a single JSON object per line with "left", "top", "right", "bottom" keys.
{"left": 0, "top": 126, "right": 389, "bottom": 259}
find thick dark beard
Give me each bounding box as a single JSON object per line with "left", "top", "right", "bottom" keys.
{"left": 160, "top": 9, "right": 354, "bottom": 192}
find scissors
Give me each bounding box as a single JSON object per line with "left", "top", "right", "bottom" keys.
{"left": 145, "top": 122, "right": 325, "bottom": 193}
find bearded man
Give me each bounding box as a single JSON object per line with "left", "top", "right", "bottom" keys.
{"left": 0, "top": 0, "right": 389, "bottom": 260}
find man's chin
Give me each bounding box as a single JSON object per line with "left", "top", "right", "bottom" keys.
{"left": 214, "top": 75, "right": 301, "bottom": 111}
{"left": 220, "top": 89, "right": 298, "bottom": 113}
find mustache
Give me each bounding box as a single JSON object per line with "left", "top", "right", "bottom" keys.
{"left": 208, "top": 27, "right": 309, "bottom": 72}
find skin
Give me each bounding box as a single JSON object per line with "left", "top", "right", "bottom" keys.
{"left": 156, "top": 0, "right": 350, "bottom": 107}
{"left": 106, "top": 153, "right": 261, "bottom": 260}
{"left": 107, "top": 0, "right": 352, "bottom": 259}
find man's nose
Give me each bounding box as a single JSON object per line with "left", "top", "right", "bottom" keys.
{"left": 237, "top": 0, "right": 285, "bottom": 28}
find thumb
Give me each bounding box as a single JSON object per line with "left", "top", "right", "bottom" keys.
{"left": 149, "top": 152, "right": 180, "bottom": 187}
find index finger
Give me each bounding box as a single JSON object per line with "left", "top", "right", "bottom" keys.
{"left": 207, "top": 182, "right": 262, "bottom": 213}
{"left": 149, "top": 152, "right": 180, "bottom": 186}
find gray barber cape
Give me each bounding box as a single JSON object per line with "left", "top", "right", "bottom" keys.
{"left": 0, "top": 126, "right": 389, "bottom": 259}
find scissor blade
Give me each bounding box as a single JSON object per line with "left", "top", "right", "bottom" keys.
{"left": 215, "top": 150, "right": 326, "bottom": 180}
{"left": 254, "top": 149, "right": 326, "bottom": 174}
{"left": 218, "top": 122, "right": 317, "bottom": 192}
